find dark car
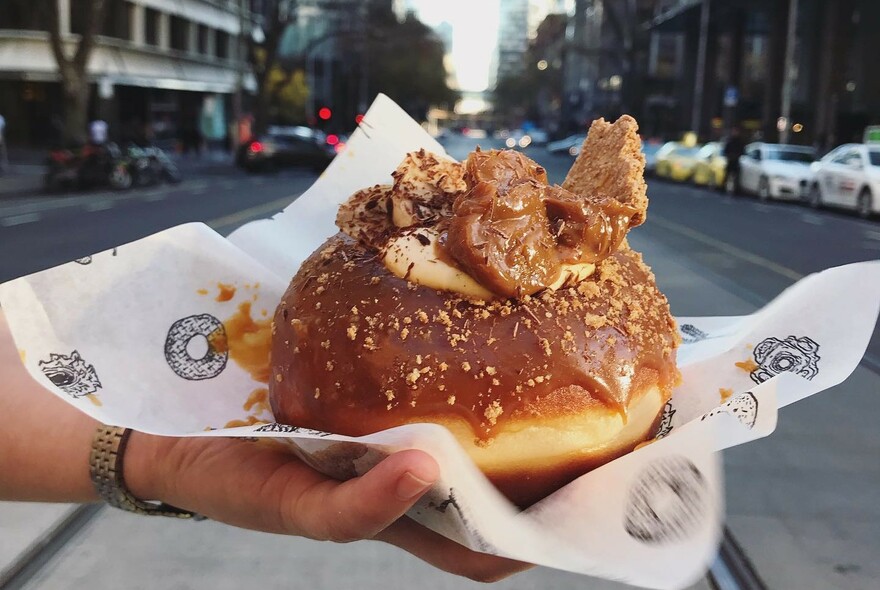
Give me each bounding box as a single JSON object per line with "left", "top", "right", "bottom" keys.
{"left": 236, "top": 127, "right": 336, "bottom": 172}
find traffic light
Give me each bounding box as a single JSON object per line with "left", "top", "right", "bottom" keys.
{"left": 355, "top": 114, "right": 364, "bottom": 124}
{"left": 318, "top": 107, "right": 332, "bottom": 121}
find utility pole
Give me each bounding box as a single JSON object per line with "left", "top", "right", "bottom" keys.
{"left": 691, "top": 0, "right": 710, "bottom": 136}
{"left": 233, "top": 0, "right": 248, "bottom": 148}
{"left": 358, "top": 0, "right": 369, "bottom": 114}
{"left": 779, "top": 0, "right": 799, "bottom": 144}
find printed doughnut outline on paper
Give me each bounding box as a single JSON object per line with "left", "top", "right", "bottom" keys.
{"left": 751, "top": 335, "right": 820, "bottom": 384}
{"left": 164, "top": 314, "right": 229, "bottom": 380}
{"left": 679, "top": 323, "right": 709, "bottom": 344}
{"left": 701, "top": 391, "right": 758, "bottom": 429}
{"left": 39, "top": 351, "right": 102, "bottom": 398}
{"left": 624, "top": 456, "right": 709, "bottom": 545}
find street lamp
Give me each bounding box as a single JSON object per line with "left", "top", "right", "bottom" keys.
{"left": 537, "top": 59, "right": 548, "bottom": 71}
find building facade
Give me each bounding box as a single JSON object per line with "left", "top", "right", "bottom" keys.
{"left": 490, "top": 0, "right": 530, "bottom": 89}
{"left": 647, "top": 0, "right": 880, "bottom": 146}
{"left": 0, "top": 0, "right": 254, "bottom": 148}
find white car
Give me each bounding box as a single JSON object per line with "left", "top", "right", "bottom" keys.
{"left": 738, "top": 143, "right": 816, "bottom": 200}
{"left": 808, "top": 143, "right": 880, "bottom": 218}
{"left": 548, "top": 134, "right": 586, "bottom": 156}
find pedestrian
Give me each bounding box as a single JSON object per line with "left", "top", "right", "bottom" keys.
{"left": 0, "top": 309, "right": 528, "bottom": 583}
{"left": 89, "top": 118, "right": 109, "bottom": 145}
{"left": 722, "top": 126, "right": 746, "bottom": 194}
{"left": 0, "top": 112, "right": 8, "bottom": 175}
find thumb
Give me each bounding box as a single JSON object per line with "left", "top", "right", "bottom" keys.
{"left": 295, "top": 449, "right": 440, "bottom": 542}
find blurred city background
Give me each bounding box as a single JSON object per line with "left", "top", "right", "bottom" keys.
{"left": 1, "top": 1, "right": 879, "bottom": 590}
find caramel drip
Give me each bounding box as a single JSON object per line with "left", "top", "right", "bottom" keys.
{"left": 224, "top": 301, "right": 272, "bottom": 383}
{"left": 270, "top": 234, "right": 680, "bottom": 441}
{"left": 216, "top": 282, "right": 236, "bottom": 302}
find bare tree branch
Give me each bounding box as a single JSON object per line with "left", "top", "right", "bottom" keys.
{"left": 74, "top": 0, "right": 110, "bottom": 70}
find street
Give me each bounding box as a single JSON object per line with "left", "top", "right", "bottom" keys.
{"left": 1, "top": 136, "right": 879, "bottom": 590}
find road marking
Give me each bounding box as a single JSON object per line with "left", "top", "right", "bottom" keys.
{"left": 0, "top": 180, "right": 203, "bottom": 218}
{"left": 649, "top": 214, "right": 804, "bottom": 281}
{"left": 142, "top": 191, "right": 167, "bottom": 202}
{"left": 207, "top": 195, "right": 296, "bottom": 230}
{"left": 864, "top": 229, "right": 880, "bottom": 241}
{"left": 0, "top": 212, "right": 41, "bottom": 227}
{"left": 84, "top": 200, "right": 114, "bottom": 212}
{"left": 800, "top": 213, "right": 824, "bottom": 225}
{"left": 220, "top": 180, "right": 237, "bottom": 189}
{"left": 861, "top": 241, "right": 880, "bottom": 251}
{"left": 192, "top": 186, "right": 209, "bottom": 195}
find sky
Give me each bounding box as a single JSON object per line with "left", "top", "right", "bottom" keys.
{"left": 407, "top": 0, "right": 501, "bottom": 93}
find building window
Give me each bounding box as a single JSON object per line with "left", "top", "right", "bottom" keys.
{"left": 145, "top": 8, "right": 160, "bottom": 46}
{"left": 101, "top": 0, "right": 131, "bottom": 40}
{"left": 198, "top": 25, "right": 209, "bottom": 54}
{"left": 216, "top": 30, "right": 229, "bottom": 59}
{"left": 170, "top": 16, "right": 188, "bottom": 51}
{"left": 0, "top": 1, "right": 47, "bottom": 30}
{"left": 70, "top": 0, "right": 88, "bottom": 36}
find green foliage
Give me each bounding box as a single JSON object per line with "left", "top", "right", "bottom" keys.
{"left": 364, "top": 12, "right": 458, "bottom": 119}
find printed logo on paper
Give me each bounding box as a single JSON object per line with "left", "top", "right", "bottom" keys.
{"left": 655, "top": 401, "right": 676, "bottom": 439}
{"left": 679, "top": 324, "right": 709, "bottom": 344}
{"left": 701, "top": 391, "right": 758, "bottom": 429}
{"left": 751, "top": 335, "right": 820, "bottom": 384}
{"left": 164, "top": 314, "right": 229, "bottom": 380}
{"left": 253, "top": 423, "right": 333, "bottom": 437}
{"left": 624, "top": 456, "right": 709, "bottom": 545}
{"left": 39, "top": 351, "right": 102, "bottom": 398}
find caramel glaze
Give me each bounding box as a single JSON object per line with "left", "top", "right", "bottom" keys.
{"left": 445, "top": 149, "right": 640, "bottom": 298}
{"left": 270, "top": 233, "right": 680, "bottom": 443}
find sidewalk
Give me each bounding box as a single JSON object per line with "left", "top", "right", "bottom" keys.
{"left": 0, "top": 165, "right": 45, "bottom": 198}
{"left": 0, "top": 148, "right": 236, "bottom": 199}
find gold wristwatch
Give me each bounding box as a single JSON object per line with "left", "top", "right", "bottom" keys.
{"left": 89, "top": 425, "right": 204, "bottom": 520}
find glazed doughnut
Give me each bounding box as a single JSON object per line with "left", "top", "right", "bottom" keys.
{"left": 270, "top": 116, "right": 681, "bottom": 506}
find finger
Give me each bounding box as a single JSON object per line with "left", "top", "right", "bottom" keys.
{"left": 376, "top": 517, "right": 534, "bottom": 582}
{"left": 294, "top": 449, "right": 440, "bottom": 542}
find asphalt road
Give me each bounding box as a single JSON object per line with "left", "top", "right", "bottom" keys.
{"left": 1, "top": 137, "right": 878, "bottom": 590}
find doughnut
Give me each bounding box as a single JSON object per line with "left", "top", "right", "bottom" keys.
{"left": 270, "top": 116, "right": 681, "bottom": 506}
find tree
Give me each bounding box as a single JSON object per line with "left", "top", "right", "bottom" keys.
{"left": 35, "top": 0, "right": 110, "bottom": 144}
{"left": 250, "top": 0, "right": 297, "bottom": 135}
{"left": 364, "top": 11, "right": 458, "bottom": 121}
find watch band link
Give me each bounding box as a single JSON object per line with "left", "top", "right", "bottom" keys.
{"left": 89, "top": 425, "right": 204, "bottom": 520}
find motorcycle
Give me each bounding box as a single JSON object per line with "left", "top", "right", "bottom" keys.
{"left": 45, "top": 143, "right": 133, "bottom": 191}
{"left": 123, "top": 144, "right": 182, "bottom": 186}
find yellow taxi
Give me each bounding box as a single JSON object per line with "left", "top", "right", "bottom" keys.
{"left": 691, "top": 142, "right": 727, "bottom": 188}
{"left": 654, "top": 141, "right": 702, "bottom": 182}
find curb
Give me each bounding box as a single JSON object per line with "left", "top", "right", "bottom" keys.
{"left": 0, "top": 504, "right": 103, "bottom": 590}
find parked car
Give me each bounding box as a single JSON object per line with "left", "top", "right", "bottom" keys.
{"left": 654, "top": 142, "right": 701, "bottom": 181}
{"left": 548, "top": 134, "right": 586, "bottom": 156}
{"left": 691, "top": 142, "right": 727, "bottom": 188}
{"left": 738, "top": 143, "right": 816, "bottom": 200}
{"left": 808, "top": 143, "right": 880, "bottom": 218}
{"left": 236, "top": 129, "right": 335, "bottom": 172}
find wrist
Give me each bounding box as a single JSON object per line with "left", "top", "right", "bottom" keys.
{"left": 123, "top": 430, "right": 173, "bottom": 502}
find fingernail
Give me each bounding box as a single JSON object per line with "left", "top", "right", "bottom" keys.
{"left": 395, "top": 471, "right": 433, "bottom": 501}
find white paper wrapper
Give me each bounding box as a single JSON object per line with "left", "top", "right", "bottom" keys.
{"left": 2, "top": 95, "right": 879, "bottom": 590}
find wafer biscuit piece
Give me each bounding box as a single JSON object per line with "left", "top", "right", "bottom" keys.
{"left": 562, "top": 115, "right": 648, "bottom": 226}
